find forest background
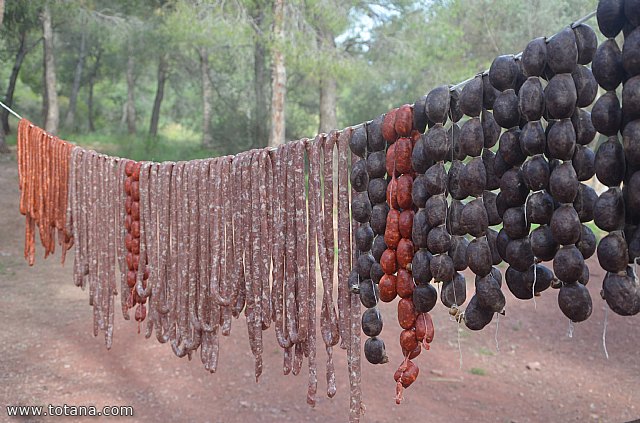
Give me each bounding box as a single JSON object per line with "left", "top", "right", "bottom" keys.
{"left": 0, "top": 0, "right": 597, "bottom": 161}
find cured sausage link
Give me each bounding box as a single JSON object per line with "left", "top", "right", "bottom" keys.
{"left": 349, "top": 150, "right": 363, "bottom": 423}
{"left": 250, "top": 151, "right": 265, "bottom": 380}
{"left": 310, "top": 133, "right": 338, "bottom": 398}
{"left": 221, "top": 156, "right": 236, "bottom": 334}
{"left": 337, "top": 129, "right": 353, "bottom": 352}
{"left": 283, "top": 142, "right": 300, "bottom": 346}
{"left": 323, "top": 131, "right": 341, "bottom": 347}
{"left": 294, "top": 140, "right": 309, "bottom": 344}
{"left": 258, "top": 150, "right": 272, "bottom": 330}
{"left": 305, "top": 138, "right": 318, "bottom": 406}
{"left": 338, "top": 128, "right": 363, "bottom": 422}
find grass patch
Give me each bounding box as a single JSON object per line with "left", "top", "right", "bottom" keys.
{"left": 3, "top": 132, "right": 17, "bottom": 147}
{"left": 478, "top": 347, "right": 494, "bottom": 356}
{"left": 469, "top": 367, "right": 487, "bottom": 376}
{"left": 0, "top": 260, "right": 15, "bottom": 277}
{"left": 458, "top": 325, "right": 471, "bottom": 339}
{"left": 65, "top": 124, "right": 216, "bottom": 162}
{"left": 457, "top": 327, "right": 471, "bottom": 338}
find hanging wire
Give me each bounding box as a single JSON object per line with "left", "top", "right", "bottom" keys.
{"left": 602, "top": 307, "right": 610, "bottom": 359}
{"left": 0, "top": 101, "right": 23, "bottom": 120}
{"left": 449, "top": 9, "right": 596, "bottom": 92}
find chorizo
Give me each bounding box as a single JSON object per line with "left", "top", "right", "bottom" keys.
{"left": 384, "top": 209, "right": 401, "bottom": 249}
{"left": 398, "top": 210, "right": 414, "bottom": 239}
{"left": 378, "top": 274, "right": 398, "bottom": 302}
{"left": 397, "top": 297, "right": 417, "bottom": 329}
{"left": 415, "top": 312, "right": 435, "bottom": 348}
{"left": 380, "top": 248, "right": 398, "bottom": 274}
{"left": 382, "top": 108, "right": 398, "bottom": 143}
{"left": 386, "top": 177, "right": 399, "bottom": 209}
{"left": 396, "top": 268, "right": 415, "bottom": 299}
{"left": 394, "top": 137, "right": 413, "bottom": 174}
{"left": 396, "top": 238, "right": 415, "bottom": 269}
{"left": 396, "top": 174, "right": 414, "bottom": 210}
{"left": 394, "top": 104, "right": 414, "bottom": 137}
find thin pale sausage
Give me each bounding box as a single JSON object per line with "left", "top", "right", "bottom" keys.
{"left": 312, "top": 133, "right": 339, "bottom": 398}
{"left": 258, "top": 151, "right": 272, "bottom": 330}
{"left": 294, "top": 140, "right": 309, "bottom": 343}
{"left": 337, "top": 129, "right": 353, "bottom": 352}
{"left": 221, "top": 156, "right": 235, "bottom": 334}
{"left": 270, "top": 146, "right": 292, "bottom": 356}
{"left": 305, "top": 138, "right": 318, "bottom": 406}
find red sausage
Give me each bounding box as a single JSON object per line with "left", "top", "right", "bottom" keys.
{"left": 382, "top": 108, "right": 398, "bottom": 143}
{"left": 384, "top": 209, "right": 401, "bottom": 248}
{"left": 379, "top": 274, "right": 397, "bottom": 302}
{"left": 396, "top": 238, "right": 415, "bottom": 269}
{"left": 399, "top": 210, "right": 414, "bottom": 239}
{"left": 394, "top": 360, "right": 419, "bottom": 388}
{"left": 380, "top": 248, "right": 398, "bottom": 274}
{"left": 386, "top": 177, "right": 400, "bottom": 209}
{"left": 131, "top": 201, "right": 140, "bottom": 221}
{"left": 398, "top": 298, "right": 417, "bottom": 329}
{"left": 396, "top": 268, "right": 414, "bottom": 298}
{"left": 400, "top": 329, "right": 418, "bottom": 352}
{"left": 396, "top": 174, "right": 414, "bottom": 210}
{"left": 415, "top": 312, "right": 435, "bottom": 345}
{"left": 395, "top": 104, "right": 413, "bottom": 137}
{"left": 394, "top": 138, "right": 413, "bottom": 175}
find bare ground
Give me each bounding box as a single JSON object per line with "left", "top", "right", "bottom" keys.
{"left": 1, "top": 155, "right": 639, "bottom": 423}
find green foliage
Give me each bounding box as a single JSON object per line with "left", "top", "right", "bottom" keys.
{"left": 469, "top": 367, "right": 487, "bottom": 376}
{"left": 1, "top": 0, "right": 600, "bottom": 160}
{"left": 66, "top": 122, "right": 214, "bottom": 162}
{"left": 478, "top": 347, "right": 495, "bottom": 356}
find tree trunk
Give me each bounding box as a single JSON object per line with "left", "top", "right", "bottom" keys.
{"left": 317, "top": 27, "right": 337, "bottom": 133}
{"left": 125, "top": 52, "right": 136, "bottom": 134}
{"left": 88, "top": 78, "right": 95, "bottom": 132}
{"left": 64, "top": 27, "right": 86, "bottom": 130}
{"left": 2, "top": 30, "right": 28, "bottom": 134}
{"left": 87, "top": 51, "right": 101, "bottom": 133}
{"left": 319, "top": 76, "right": 337, "bottom": 133}
{"left": 0, "top": 0, "right": 7, "bottom": 153}
{"left": 252, "top": 7, "right": 269, "bottom": 147}
{"left": 149, "top": 54, "right": 168, "bottom": 138}
{"left": 0, "top": 131, "right": 7, "bottom": 153}
{"left": 42, "top": 4, "right": 59, "bottom": 134}
{"left": 199, "top": 48, "right": 213, "bottom": 148}
{"left": 269, "top": 0, "right": 286, "bottom": 148}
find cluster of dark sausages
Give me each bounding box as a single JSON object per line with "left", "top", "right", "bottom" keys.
{"left": 596, "top": 0, "right": 640, "bottom": 315}
{"left": 347, "top": 0, "right": 640, "bottom": 403}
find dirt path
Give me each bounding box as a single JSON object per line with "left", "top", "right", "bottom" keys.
{"left": 1, "top": 155, "right": 639, "bottom": 422}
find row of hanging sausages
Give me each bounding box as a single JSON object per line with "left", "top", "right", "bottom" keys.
{"left": 16, "top": 120, "right": 362, "bottom": 422}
